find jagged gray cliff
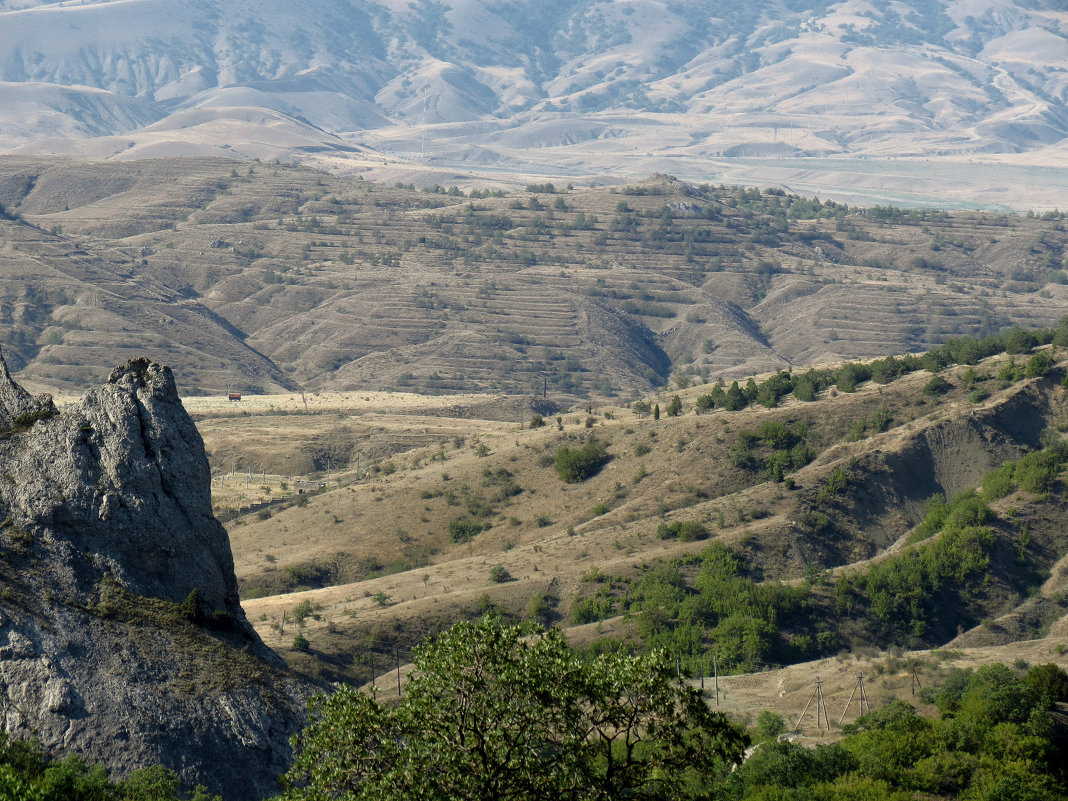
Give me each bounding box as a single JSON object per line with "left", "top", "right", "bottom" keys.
{"left": 0, "top": 351, "right": 315, "bottom": 800}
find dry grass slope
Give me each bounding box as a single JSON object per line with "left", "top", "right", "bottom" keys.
{"left": 218, "top": 346, "right": 1068, "bottom": 723}
{"left": 0, "top": 157, "right": 1066, "bottom": 399}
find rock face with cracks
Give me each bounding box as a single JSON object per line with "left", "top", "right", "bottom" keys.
{"left": 0, "top": 352, "right": 315, "bottom": 800}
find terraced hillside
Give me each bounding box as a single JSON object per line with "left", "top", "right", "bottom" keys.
{"left": 1, "top": 156, "right": 1067, "bottom": 398}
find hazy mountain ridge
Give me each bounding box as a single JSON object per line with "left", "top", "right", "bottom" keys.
{"left": 0, "top": 0, "right": 1065, "bottom": 184}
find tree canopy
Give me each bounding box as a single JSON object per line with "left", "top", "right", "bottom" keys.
{"left": 281, "top": 616, "right": 748, "bottom": 801}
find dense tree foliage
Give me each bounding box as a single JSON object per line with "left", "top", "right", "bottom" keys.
{"left": 0, "top": 735, "right": 219, "bottom": 801}
{"left": 278, "top": 629, "right": 1068, "bottom": 801}
{"left": 728, "top": 664, "right": 1068, "bottom": 800}
{"left": 727, "top": 422, "right": 814, "bottom": 482}
{"left": 280, "top": 616, "right": 748, "bottom": 800}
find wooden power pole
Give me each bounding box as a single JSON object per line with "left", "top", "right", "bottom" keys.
{"left": 838, "top": 673, "right": 871, "bottom": 726}
{"left": 794, "top": 676, "right": 830, "bottom": 732}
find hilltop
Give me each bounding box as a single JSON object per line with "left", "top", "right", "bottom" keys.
{"left": 1, "top": 157, "right": 1066, "bottom": 398}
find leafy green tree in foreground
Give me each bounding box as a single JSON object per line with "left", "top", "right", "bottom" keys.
{"left": 281, "top": 616, "right": 748, "bottom": 801}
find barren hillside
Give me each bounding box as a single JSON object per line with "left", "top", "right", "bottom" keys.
{"left": 0, "top": 1, "right": 1066, "bottom": 207}
{"left": 2, "top": 157, "right": 1067, "bottom": 398}
{"left": 204, "top": 337, "right": 1068, "bottom": 710}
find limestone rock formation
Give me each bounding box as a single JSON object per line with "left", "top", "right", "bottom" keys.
{"left": 0, "top": 353, "right": 315, "bottom": 800}
{"left": 0, "top": 348, "right": 52, "bottom": 432}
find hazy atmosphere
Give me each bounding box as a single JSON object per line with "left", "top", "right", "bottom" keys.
{"left": 1, "top": 0, "right": 1067, "bottom": 207}
{"left": 1, "top": 2, "right": 1068, "bottom": 800}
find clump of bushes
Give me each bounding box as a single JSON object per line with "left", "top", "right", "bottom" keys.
{"left": 448, "top": 517, "right": 486, "bottom": 543}
{"left": 734, "top": 663, "right": 1068, "bottom": 800}
{"left": 656, "top": 520, "right": 710, "bottom": 542}
{"left": 923, "top": 375, "right": 951, "bottom": 396}
{"left": 728, "top": 422, "right": 814, "bottom": 482}
{"left": 0, "top": 733, "right": 222, "bottom": 800}
{"left": 489, "top": 565, "right": 513, "bottom": 583}
{"left": 554, "top": 440, "right": 610, "bottom": 483}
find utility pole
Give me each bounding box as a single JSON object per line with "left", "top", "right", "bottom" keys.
{"left": 794, "top": 676, "right": 830, "bottom": 732}
{"left": 816, "top": 677, "right": 828, "bottom": 729}
{"left": 713, "top": 653, "right": 719, "bottom": 706}
{"left": 839, "top": 673, "right": 871, "bottom": 726}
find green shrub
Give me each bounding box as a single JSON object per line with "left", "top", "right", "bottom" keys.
{"left": 570, "top": 595, "right": 617, "bottom": 625}
{"left": 923, "top": 375, "right": 952, "bottom": 396}
{"left": 448, "top": 517, "right": 485, "bottom": 542}
{"left": 1003, "top": 326, "right": 1037, "bottom": 354}
{"left": 944, "top": 491, "right": 992, "bottom": 530}
{"left": 755, "top": 710, "right": 786, "bottom": 740}
{"left": 293, "top": 599, "right": 315, "bottom": 623}
{"left": 816, "top": 467, "right": 849, "bottom": 502}
{"left": 997, "top": 357, "right": 1024, "bottom": 383}
{"left": 863, "top": 523, "right": 995, "bottom": 642}
{"left": 0, "top": 733, "right": 220, "bottom": 801}
{"left": 489, "top": 565, "right": 513, "bottom": 583}
{"left": 723, "top": 382, "right": 748, "bottom": 410}
{"left": 1024, "top": 663, "right": 1068, "bottom": 703}
{"left": 554, "top": 440, "right": 610, "bottom": 483}
{"left": 835, "top": 362, "right": 870, "bottom": 392}
{"left": 655, "top": 521, "right": 710, "bottom": 542}
{"left": 979, "top": 465, "right": 1016, "bottom": 502}
{"left": 756, "top": 422, "right": 793, "bottom": 450}
{"left": 1025, "top": 351, "right": 1053, "bottom": 378}
{"left": 1015, "top": 450, "right": 1060, "bottom": 494}
{"left": 792, "top": 379, "right": 817, "bottom": 401}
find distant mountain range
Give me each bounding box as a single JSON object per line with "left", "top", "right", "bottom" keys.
{"left": 0, "top": 0, "right": 1066, "bottom": 205}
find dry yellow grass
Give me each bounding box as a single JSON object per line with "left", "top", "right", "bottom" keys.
{"left": 182, "top": 390, "right": 502, "bottom": 416}
{"left": 214, "top": 350, "right": 1068, "bottom": 715}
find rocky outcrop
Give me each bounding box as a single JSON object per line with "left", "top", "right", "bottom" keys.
{"left": 0, "top": 347, "right": 53, "bottom": 431}
{"left": 0, "top": 355, "right": 316, "bottom": 800}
